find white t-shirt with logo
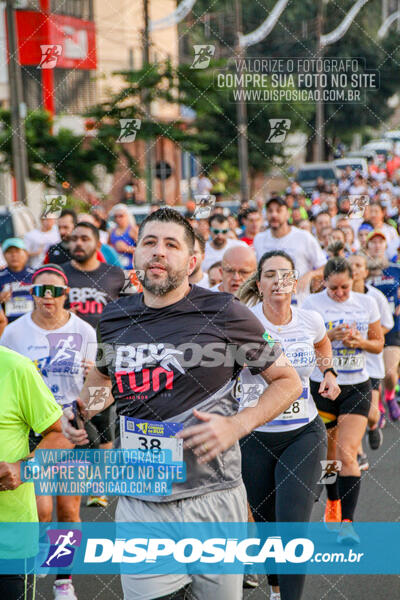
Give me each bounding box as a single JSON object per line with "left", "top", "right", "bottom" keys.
{"left": 237, "top": 304, "right": 325, "bottom": 433}
{"left": 253, "top": 227, "right": 326, "bottom": 277}
{"left": 302, "top": 289, "right": 380, "bottom": 385}
{"left": 24, "top": 226, "right": 60, "bottom": 268}
{"left": 365, "top": 284, "right": 393, "bottom": 379}
{"left": 0, "top": 312, "right": 96, "bottom": 407}
{"left": 203, "top": 238, "right": 247, "bottom": 272}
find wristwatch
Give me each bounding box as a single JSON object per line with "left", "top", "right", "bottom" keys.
{"left": 323, "top": 367, "right": 338, "bottom": 378}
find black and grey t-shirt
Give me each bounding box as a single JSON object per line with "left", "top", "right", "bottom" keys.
{"left": 96, "top": 284, "right": 283, "bottom": 501}
{"left": 63, "top": 262, "right": 125, "bottom": 329}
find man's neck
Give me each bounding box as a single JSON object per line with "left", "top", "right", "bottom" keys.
{"left": 270, "top": 223, "right": 291, "bottom": 239}
{"left": 352, "top": 280, "right": 365, "bottom": 293}
{"left": 189, "top": 269, "right": 204, "bottom": 284}
{"left": 211, "top": 240, "right": 227, "bottom": 250}
{"left": 9, "top": 265, "right": 25, "bottom": 273}
{"left": 143, "top": 282, "right": 191, "bottom": 309}
{"left": 71, "top": 257, "right": 100, "bottom": 272}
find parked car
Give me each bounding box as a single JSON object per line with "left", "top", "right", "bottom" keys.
{"left": 362, "top": 139, "right": 393, "bottom": 161}
{"left": 296, "top": 162, "right": 337, "bottom": 194}
{"left": 334, "top": 157, "right": 368, "bottom": 178}
{"left": 384, "top": 130, "right": 400, "bottom": 154}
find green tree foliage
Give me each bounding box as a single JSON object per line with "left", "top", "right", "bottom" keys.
{"left": 0, "top": 109, "right": 117, "bottom": 188}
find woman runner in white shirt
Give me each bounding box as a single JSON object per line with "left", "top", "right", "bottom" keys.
{"left": 348, "top": 253, "right": 393, "bottom": 468}
{"left": 302, "top": 257, "right": 384, "bottom": 544}
{"left": 238, "top": 251, "right": 340, "bottom": 600}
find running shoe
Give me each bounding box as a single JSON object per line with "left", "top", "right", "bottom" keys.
{"left": 368, "top": 427, "right": 383, "bottom": 450}
{"left": 378, "top": 412, "right": 386, "bottom": 429}
{"left": 323, "top": 499, "right": 341, "bottom": 532}
{"left": 337, "top": 520, "right": 360, "bottom": 545}
{"left": 53, "top": 579, "right": 77, "bottom": 599}
{"left": 86, "top": 495, "right": 108, "bottom": 508}
{"left": 387, "top": 398, "right": 400, "bottom": 421}
{"left": 357, "top": 453, "right": 369, "bottom": 471}
{"left": 270, "top": 592, "right": 281, "bottom": 600}
{"left": 243, "top": 573, "right": 259, "bottom": 588}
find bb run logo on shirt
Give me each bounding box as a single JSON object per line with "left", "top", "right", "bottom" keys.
{"left": 114, "top": 344, "right": 185, "bottom": 393}
{"left": 69, "top": 287, "right": 108, "bottom": 315}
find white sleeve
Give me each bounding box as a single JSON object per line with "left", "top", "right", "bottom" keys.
{"left": 82, "top": 323, "right": 97, "bottom": 363}
{"left": 308, "top": 234, "right": 327, "bottom": 270}
{"left": 0, "top": 325, "right": 13, "bottom": 349}
{"left": 368, "top": 296, "right": 381, "bottom": 324}
{"left": 375, "top": 291, "right": 394, "bottom": 330}
{"left": 312, "top": 311, "right": 327, "bottom": 343}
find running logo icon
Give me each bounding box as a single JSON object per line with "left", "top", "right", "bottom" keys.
{"left": 38, "top": 45, "right": 62, "bottom": 69}
{"left": 318, "top": 460, "right": 342, "bottom": 484}
{"left": 42, "top": 195, "right": 67, "bottom": 218}
{"left": 193, "top": 195, "right": 216, "bottom": 219}
{"left": 348, "top": 195, "right": 369, "bottom": 219}
{"left": 41, "top": 529, "right": 82, "bottom": 568}
{"left": 117, "top": 119, "right": 141, "bottom": 143}
{"left": 266, "top": 119, "right": 291, "bottom": 143}
{"left": 191, "top": 45, "right": 215, "bottom": 69}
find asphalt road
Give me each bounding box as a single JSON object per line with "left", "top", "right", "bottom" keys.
{"left": 37, "top": 420, "right": 400, "bottom": 600}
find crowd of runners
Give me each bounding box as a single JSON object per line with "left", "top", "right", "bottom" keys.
{"left": 0, "top": 159, "right": 400, "bottom": 600}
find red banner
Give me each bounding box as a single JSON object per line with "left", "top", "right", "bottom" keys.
{"left": 16, "top": 11, "right": 96, "bottom": 70}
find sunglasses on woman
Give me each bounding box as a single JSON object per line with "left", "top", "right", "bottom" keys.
{"left": 31, "top": 284, "right": 67, "bottom": 298}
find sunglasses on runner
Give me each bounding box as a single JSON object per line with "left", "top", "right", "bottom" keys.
{"left": 211, "top": 228, "right": 229, "bottom": 235}
{"left": 31, "top": 284, "right": 67, "bottom": 298}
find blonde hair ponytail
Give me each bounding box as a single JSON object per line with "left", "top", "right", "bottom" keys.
{"left": 238, "top": 273, "right": 261, "bottom": 307}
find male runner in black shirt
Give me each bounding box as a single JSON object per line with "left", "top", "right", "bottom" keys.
{"left": 62, "top": 208, "right": 301, "bottom": 600}
{"left": 45, "top": 209, "right": 77, "bottom": 265}
{"left": 62, "top": 222, "right": 125, "bottom": 329}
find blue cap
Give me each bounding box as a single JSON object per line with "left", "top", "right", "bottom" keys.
{"left": 2, "top": 237, "right": 26, "bottom": 252}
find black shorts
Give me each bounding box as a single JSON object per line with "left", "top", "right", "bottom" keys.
{"left": 310, "top": 379, "right": 371, "bottom": 429}
{"left": 384, "top": 330, "right": 400, "bottom": 347}
{"left": 369, "top": 377, "right": 382, "bottom": 391}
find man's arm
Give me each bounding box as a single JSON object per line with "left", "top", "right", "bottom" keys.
{"left": 61, "top": 366, "right": 113, "bottom": 445}
{"left": 0, "top": 418, "right": 68, "bottom": 491}
{"left": 0, "top": 308, "right": 7, "bottom": 338}
{"left": 177, "top": 354, "right": 302, "bottom": 464}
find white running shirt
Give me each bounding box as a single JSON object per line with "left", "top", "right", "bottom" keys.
{"left": 238, "top": 304, "right": 325, "bottom": 432}
{"left": 302, "top": 289, "right": 380, "bottom": 385}
{"left": 0, "top": 312, "right": 97, "bottom": 407}
{"left": 365, "top": 284, "right": 393, "bottom": 379}
{"left": 253, "top": 227, "right": 326, "bottom": 277}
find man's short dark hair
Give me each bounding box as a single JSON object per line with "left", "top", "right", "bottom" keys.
{"left": 138, "top": 208, "right": 195, "bottom": 252}
{"left": 60, "top": 209, "right": 77, "bottom": 226}
{"left": 208, "top": 213, "right": 228, "bottom": 227}
{"left": 241, "top": 208, "right": 260, "bottom": 220}
{"left": 193, "top": 231, "right": 206, "bottom": 253}
{"left": 208, "top": 260, "right": 222, "bottom": 272}
{"left": 314, "top": 210, "right": 331, "bottom": 221}
{"left": 74, "top": 221, "right": 100, "bottom": 240}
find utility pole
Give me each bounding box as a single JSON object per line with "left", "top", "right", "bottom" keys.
{"left": 314, "top": 0, "right": 326, "bottom": 162}
{"left": 143, "top": 0, "right": 153, "bottom": 203}
{"left": 234, "top": 0, "right": 249, "bottom": 203}
{"left": 5, "top": 0, "right": 28, "bottom": 204}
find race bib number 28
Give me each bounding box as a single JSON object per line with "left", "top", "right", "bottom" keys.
{"left": 120, "top": 416, "right": 183, "bottom": 462}
{"left": 268, "top": 387, "right": 309, "bottom": 426}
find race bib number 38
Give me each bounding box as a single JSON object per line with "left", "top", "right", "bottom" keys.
{"left": 121, "top": 416, "right": 183, "bottom": 462}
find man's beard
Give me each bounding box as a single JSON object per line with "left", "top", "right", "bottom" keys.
{"left": 212, "top": 237, "right": 225, "bottom": 248}
{"left": 71, "top": 248, "right": 94, "bottom": 263}
{"left": 142, "top": 265, "right": 187, "bottom": 296}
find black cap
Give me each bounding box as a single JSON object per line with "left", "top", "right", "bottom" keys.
{"left": 265, "top": 196, "right": 288, "bottom": 209}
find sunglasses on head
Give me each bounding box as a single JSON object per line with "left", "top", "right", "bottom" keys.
{"left": 211, "top": 228, "right": 229, "bottom": 235}
{"left": 32, "top": 284, "right": 67, "bottom": 298}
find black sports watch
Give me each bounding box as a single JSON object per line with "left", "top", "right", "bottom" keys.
{"left": 323, "top": 367, "right": 338, "bottom": 378}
